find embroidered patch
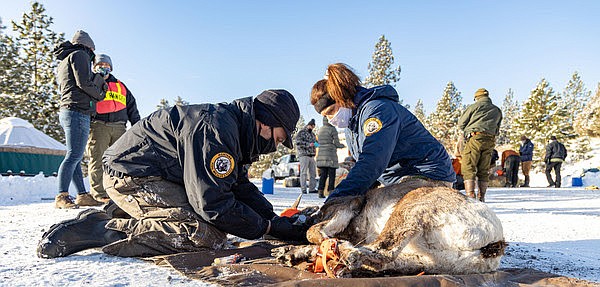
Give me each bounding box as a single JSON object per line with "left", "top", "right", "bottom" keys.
{"left": 363, "top": 117, "right": 382, "bottom": 136}
{"left": 210, "top": 152, "right": 235, "bottom": 178}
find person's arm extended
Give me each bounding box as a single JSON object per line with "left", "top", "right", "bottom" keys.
{"left": 230, "top": 172, "right": 277, "bottom": 220}
{"left": 70, "top": 51, "right": 105, "bottom": 101}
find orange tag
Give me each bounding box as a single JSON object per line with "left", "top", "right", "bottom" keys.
{"left": 280, "top": 208, "right": 300, "bottom": 217}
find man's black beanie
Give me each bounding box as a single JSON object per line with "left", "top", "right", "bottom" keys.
{"left": 254, "top": 89, "right": 300, "bottom": 149}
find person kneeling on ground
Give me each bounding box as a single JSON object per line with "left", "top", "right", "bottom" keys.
{"left": 38, "top": 90, "right": 308, "bottom": 259}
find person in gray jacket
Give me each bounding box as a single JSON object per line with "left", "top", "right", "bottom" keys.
{"left": 295, "top": 119, "right": 318, "bottom": 194}
{"left": 37, "top": 90, "right": 309, "bottom": 259}
{"left": 315, "top": 116, "right": 344, "bottom": 198}
{"left": 52, "top": 30, "right": 107, "bottom": 209}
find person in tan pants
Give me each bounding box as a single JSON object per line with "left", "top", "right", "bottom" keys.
{"left": 519, "top": 135, "right": 534, "bottom": 187}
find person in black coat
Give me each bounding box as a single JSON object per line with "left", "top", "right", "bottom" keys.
{"left": 545, "top": 136, "right": 567, "bottom": 188}
{"left": 38, "top": 90, "right": 309, "bottom": 259}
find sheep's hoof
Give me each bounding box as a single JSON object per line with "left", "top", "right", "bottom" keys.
{"left": 272, "top": 245, "right": 295, "bottom": 266}
{"left": 342, "top": 249, "right": 363, "bottom": 270}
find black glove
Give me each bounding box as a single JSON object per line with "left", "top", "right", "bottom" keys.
{"left": 268, "top": 216, "right": 308, "bottom": 242}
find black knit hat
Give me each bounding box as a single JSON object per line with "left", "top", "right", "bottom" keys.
{"left": 254, "top": 89, "right": 300, "bottom": 149}
{"left": 307, "top": 119, "right": 315, "bottom": 126}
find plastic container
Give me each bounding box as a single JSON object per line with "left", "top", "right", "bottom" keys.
{"left": 262, "top": 177, "right": 274, "bottom": 194}
{"left": 572, "top": 177, "right": 583, "bottom": 187}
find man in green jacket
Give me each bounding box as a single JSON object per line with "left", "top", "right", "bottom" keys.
{"left": 458, "top": 88, "right": 502, "bottom": 202}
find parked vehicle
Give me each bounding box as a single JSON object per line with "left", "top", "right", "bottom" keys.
{"left": 267, "top": 154, "right": 300, "bottom": 180}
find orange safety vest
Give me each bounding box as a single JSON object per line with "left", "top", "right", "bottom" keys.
{"left": 96, "top": 80, "right": 127, "bottom": 114}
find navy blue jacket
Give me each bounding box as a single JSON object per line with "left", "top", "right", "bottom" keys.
{"left": 519, "top": 139, "right": 534, "bottom": 162}
{"left": 103, "top": 97, "right": 275, "bottom": 239}
{"left": 329, "top": 85, "right": 455, "bottom": 199}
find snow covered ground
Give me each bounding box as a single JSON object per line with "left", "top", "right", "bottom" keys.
{"left": 2, "top": 153, "right": 600, "bottom": 285}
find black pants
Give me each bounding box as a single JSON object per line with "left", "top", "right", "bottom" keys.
{"left": 545, "top": 161, "right": 562, "bottom": 187}
{"left": 453, "top": 174, "right": 465, "bottom": 190}
{"left": 505, "top": 155, "right": 521, "bottom": 187}
{"left": 317, "top": 167, "right": 336, "bottom": 191}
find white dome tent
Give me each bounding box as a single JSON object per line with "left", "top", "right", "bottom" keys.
{"left": 0, "top": 117, "right": 66, "bottom": 176}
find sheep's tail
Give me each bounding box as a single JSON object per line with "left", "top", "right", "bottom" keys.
{"left": 480, "top": 240, "right": 508, "bottom": 258}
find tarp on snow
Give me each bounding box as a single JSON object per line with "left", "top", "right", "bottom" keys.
{"left": 0, "top": 117, "right": 66, "bottom": 175}
{"left": 149, "top": 241, "right": 599, "bottom": 287}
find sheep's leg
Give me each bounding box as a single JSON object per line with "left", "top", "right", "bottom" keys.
{"left": 272, "top": 244, "right": 319, "bottom": 267}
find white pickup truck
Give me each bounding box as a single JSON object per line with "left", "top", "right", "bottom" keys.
{"left": 267, "top": 154, "right": 301, "bottom": 180}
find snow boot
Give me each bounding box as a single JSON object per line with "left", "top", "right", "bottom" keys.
{"left": 477, "top": 180, "right": 488, "bottom": 202}
{"left": 75, "top": 193, "right": 104, "bottom": 207}
{"left": 520, "top": 176, "right": 530, "bottom": 187}
{"left": 54, "top": 192, "right": 78, "bottom": 209}
{"left": 103, "top": 200, "right": 131, "bottom": 219}
{"left": 37, "top": 209, "right": 126, "bottom": 259}
{"left": 464, "top": 180, "right": 476, "bottom": 198}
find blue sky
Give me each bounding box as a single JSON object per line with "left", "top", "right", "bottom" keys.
{"left": 1, "top": 1, "right": 599, "bottom": 124}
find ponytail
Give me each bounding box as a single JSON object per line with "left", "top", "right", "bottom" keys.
{"left": 325, "top": 63, "right": 361, "bottom": 108}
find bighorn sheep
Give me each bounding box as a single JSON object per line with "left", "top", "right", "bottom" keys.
{"left": 274, "top": 180, "right": 506, "bottom": 277}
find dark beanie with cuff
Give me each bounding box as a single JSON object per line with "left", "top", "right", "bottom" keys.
{"left": 254, "top": 89, "right": 300, "bottom": 149}
{"left": 94, "top": 54, "right": 113, "bottom": 70}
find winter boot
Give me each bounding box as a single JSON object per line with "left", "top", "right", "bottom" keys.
{"left": 103, "top": 200, "right": 131, "bottom": 219}
{"left": 477, "top": 180, "right": 489, "bottom": 202}
{"left": 54, "top": 192, "right": 78, "bottom": 209}
{"left": 75, "top": 193, "right": 104, "bottom": 207}
{"left": 37, "top": 209, "right": 126, "bottom": 259}
{"left": 464, "top": 180, "right": 476, "bottom": 198}
{"left": 318, "top": 190, "right": 325, "bottom": 199}
{"left": 521, "top": 176, "right": 530, "bottom": 187}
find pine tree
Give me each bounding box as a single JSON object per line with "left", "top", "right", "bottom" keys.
{"left": 427, "top": 82, "right": 464, "bottom": 152}
{"left": 157, "top": 96, "right": 190, "bottom": 110}
{"left": 8, "top": 2, "right": 65, "bottom": 141}
{"left": 156, "top": 98, "right": 170, "bottom": 110}
{"left": 364, "top": 35, "right": 402, "bottom": 104}
{"left": 0, "top": 17, "right": 21, "bottom": 95}
{"left": 497, "top": 89, "right": 519, "bottom": 145}
{"left": 173, "top": 96, "right": 189, "bottom": 106}
{"left": 576, "top": 83, "right": 600, "bottom": 136}
{"left": 413, "top": 99, "right": 428, "bottom": 129}
{"left": 563, "top": 71, "right": 590, "bottom": 127}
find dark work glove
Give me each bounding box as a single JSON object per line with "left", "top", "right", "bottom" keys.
{"left": 268, "top": 216, "right": 308, "bottom": 242}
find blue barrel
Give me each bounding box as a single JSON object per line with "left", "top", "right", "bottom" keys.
{"left": 262, "top": 178, "right": 274, "bottom": 194}
{"left": 572, "top": 177, "right": 583, "bottom": 187}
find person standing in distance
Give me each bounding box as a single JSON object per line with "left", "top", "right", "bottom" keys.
{"left": 295, "top": 119, "right": 318, "bottom": 194}
{"left": 458, "top": 88, "right": 502, "bottom": 202}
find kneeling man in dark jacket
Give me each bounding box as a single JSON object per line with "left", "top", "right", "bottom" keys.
{"left": 38, "top": 90, "right": 306, "bottom": 258}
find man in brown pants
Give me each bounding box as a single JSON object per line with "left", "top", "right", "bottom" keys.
{"left": 38, "top": 90, "right": 309, "bottom": 258}
{"left": 458, "top": 88, "right": 502, "bottom": 202}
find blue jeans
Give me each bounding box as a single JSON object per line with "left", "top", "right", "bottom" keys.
{"left": 57, "top": 109, "right": 90, "bottom": 194}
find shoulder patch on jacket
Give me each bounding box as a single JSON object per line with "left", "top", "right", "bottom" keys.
{"left": 363, "top": 117, "right": 382, "bottom": 136}
{"left": 210, "top": 152, "right": 235, "bottom": 178}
